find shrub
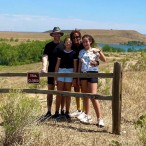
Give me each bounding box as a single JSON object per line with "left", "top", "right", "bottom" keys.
{"left": 0, "top": 43, "right": 18, "bottom": 65}
{"left": 102, "top": 44, "right": 125, "bottom": 52}
{"left": 135, "top": 115, "right": 146, "bottom": 146}
{"left": 0, "top": 40, "right": 49, "bottom": 65}
{"left": 131, "top": 51, "right": 146, "bottom": 71}
{"left": 10, "top": 37, "right": 14, "bottom": 42}
{"left": 0, "top": 90, "right": 41, "bottom": 146}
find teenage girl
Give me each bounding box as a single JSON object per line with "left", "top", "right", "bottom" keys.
{"left": 78, "top": 34, "right": 106, "bottom": 127}
{"left": 54, "top": 37, "right": 78, "bottom": 118}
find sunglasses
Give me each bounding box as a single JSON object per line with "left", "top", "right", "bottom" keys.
{"left": 72, "top": 36, "right": 80, "bottom": 39}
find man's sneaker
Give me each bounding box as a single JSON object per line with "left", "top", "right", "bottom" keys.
{"left": 80, "top": 115, "right": 92, "bottom": 124}
{"left": 69, "top": 110, "right": 82, "bottom": 118}
{"left": 44, "top": 111, "right": 52, "bottom": 118}
{"left": 65, "top": 111, "right": 71, "bottom": 119}
{"left": 51, "top": 111, "right": 60, "bottom": 119}
{"left": 77, "top": 112, "right": 86, "bottom": 120}
{"left": 61, "top": 110, "right": 65, "bottom": 116}
{"left": 37, "top": 111, "right": 51, "bottom": 122}
{"left": 97, "top": 118, "right": 104, "bottom": 128}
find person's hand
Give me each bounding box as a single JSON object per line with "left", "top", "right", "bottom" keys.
{"left": 90, "top": 60, "right": 99, "bottom": 66}
{"left": 96, "top": 47, "right": 101, "bottom": 52}
{"left": 93, "top": 48, "right": 101, "bottom": 54}
{"left": 54, "top": 79, "right": 57, "bottom": 86}
{"left": 40, "top": 69, "right": 47, "bottom": 73}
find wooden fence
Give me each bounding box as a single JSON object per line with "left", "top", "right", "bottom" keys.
{"left": 0, "top": 62, "right": 122, "bottom": 135}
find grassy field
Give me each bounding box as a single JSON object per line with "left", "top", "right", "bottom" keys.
{"left": 0, "top": 52, "right": 146, "bottom": 146}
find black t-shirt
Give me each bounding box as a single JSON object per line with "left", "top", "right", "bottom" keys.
{"left": 58, "top": 50, "right": 78, "bottom": 68}
{"left": 43, "top": 41, "right": 64, "bottom": 72}
{"left": 71, "top": 43, "right": 84, "bottom": 56}
{"left": 71, "top": 43, "right": 84, "bottom": 66}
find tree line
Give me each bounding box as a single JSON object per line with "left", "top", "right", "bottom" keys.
{"left": 0, "top": 40, "right": 49, "bottom": 65}
{"left": 102, "top": 44, "right": 146, "bottom": 52}
{"left": 0, "top": 37, "right": 146, "bottom": 66}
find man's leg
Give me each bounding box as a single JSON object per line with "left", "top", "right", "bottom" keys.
{"left": 37, "top": 83, "right": 54, "bottom": 122}
{"left": 46, "top": 84, "right": 54, "bottom": 115}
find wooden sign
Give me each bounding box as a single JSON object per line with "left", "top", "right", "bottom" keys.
{"left": 27, "top": 72, "right": 40, "bottom": 84}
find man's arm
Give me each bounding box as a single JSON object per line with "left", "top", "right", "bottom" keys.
{"left": 41, "top": 55, "right": 48, "bottom": 73}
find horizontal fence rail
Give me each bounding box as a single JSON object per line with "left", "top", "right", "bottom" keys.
{"left": 0, "top": 88, "right": 112, "bottom": 100}
{"left": 0, "top": 72, "right": 113, "bottom": 78}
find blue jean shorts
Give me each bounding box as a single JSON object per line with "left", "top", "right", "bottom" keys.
{"left": 80, "top": 71, "right": 98, "bottom": 83}
{"left": 58, "top": 68, "right": 73, "bottom": 83}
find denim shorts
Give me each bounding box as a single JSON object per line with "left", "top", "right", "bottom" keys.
{"left": 57, "top": 68, "right": 73, "bottom": 83}
{"left": 80, "top": 71, "right": 98, "bottom": 83}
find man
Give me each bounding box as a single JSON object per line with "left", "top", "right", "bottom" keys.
{"left": 40, "top": 27, "right": 64, "bottom": 120}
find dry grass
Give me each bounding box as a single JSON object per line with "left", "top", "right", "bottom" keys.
{"left": 0, "top": 52, "right": 146, "bottom": 145}
{"left": 0, "top": 32, "right": 51, "bottom": 41}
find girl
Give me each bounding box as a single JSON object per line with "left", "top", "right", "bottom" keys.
{"left": 54, "top": 37, "right": 78, "bottom": 119}
{"left": 78, "top": 34, "right": 106, "bottom": 127}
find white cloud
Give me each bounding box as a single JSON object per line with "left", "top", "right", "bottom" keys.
{"left": 0, "top": 13, "right": 145, "bottom": 34}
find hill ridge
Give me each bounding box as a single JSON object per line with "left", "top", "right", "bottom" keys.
{"left": 0, "top": 29, "right": 146, "bottom": 44}
{"left": 45, "top": 29, "right": 146, "bottom": 44}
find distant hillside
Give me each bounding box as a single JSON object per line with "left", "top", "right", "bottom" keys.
{"left": 80, "top": 29, "right": 146, "bottom": 44}
{"left": 46, "top": 29, "right": 146, "bottom": 44}
{"left": 1, "top": 29, "right": 146, "bottom": 44}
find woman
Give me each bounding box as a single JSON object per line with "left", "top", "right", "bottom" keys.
{"left": 69, "top": 30, "right": 99, "bottom": 119}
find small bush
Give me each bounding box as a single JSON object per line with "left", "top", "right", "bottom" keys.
{"left": 10, "top": 37, "right": 14, "bottom": 42}
{"left": 135, "top": 115, "right": 146, "bottom": 146}
{"left": 130, "top": 51, "right": 146, "bottom": 71}
{"left": 15, "top": 39, "right": 19, "bottom": 42}
{"left": 0, "top": 90, "right": 41, "bottom": 146}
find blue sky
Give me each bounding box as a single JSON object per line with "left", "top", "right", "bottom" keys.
{"left": 0, "top": 0, "right": 146, "bottom": 34}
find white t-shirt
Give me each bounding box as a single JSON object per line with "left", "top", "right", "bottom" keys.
{"left": 78, "top": 48, "right": 100, "bottom": 72}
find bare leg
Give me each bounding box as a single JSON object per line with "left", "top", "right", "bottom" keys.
{"left": 64, "top": 82, "right": 72, "bottom": 112}
{"left": 80, "top": 80, "right": 89, "bottom": 115}
{"left": 61, "top": 96, "right": 65, "bottom": 112}
{"left": 47, "top": 84, "right": 54, "bottom": 113}
{"left": 74, "top": 85, "right": 82, "bottom": 111}
{"left": 88, "top": 82, "right": 102, "bottom": 119}
{"left": 56, "top": 81, "right": 64, "bottom": 112}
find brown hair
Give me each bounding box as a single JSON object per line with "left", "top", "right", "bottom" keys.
{"left": 82, "top": 34, "right": 95, "bottom": 45}
{"left": 70, "top": 30, "right": 81, "bottom": 41}
{"left": 64, "top": 37, "right": 71, "bottom": 43}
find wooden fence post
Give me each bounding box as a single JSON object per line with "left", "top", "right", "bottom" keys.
{"left": 112, "top": 62, "right": 122, "bottom": 134}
